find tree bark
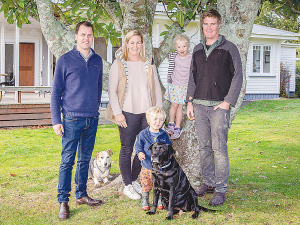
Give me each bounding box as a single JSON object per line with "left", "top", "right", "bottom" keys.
{"left": 36, "top": 0, "right": 74, "bottom": 58}
{"left": 218, "top": 0, "right": 261, "bottom": 123}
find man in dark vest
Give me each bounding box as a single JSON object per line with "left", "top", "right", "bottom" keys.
{"left": 186, "top": 9, "right": 243, "bottom": 206}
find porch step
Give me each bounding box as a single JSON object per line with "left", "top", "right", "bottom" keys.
{"left": 0, "top": 104, "right": 52, "bottom": 128}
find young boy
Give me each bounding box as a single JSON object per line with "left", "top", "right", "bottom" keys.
{"left": 135, "top": 106, "right": 172, "bottom": 210}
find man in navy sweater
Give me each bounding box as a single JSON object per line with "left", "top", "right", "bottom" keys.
{"left": 51, "top": 21, "right": 103, "bottom": 220}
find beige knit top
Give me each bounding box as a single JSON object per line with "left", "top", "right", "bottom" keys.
{"left": 108, "top": 60, "right": 163, "bottom": 116}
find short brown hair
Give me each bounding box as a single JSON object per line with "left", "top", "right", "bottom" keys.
{"left": 75, "top": 21, "right": 94, "bottom": 34}
{"left": 202, "top": 9, "right": 221, "bottom": 24}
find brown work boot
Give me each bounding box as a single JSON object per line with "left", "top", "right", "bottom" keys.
{"left": 209, "top": 192, "right": 226, "bottom": 206}
{"left": 58, "top": 202, "right": 70, "bottom": 220}
{"left": 195, "top": 183, "right": 215, "bottom": 197}
{"left": 76, "top": 195, "right": 103, "bottom": 206}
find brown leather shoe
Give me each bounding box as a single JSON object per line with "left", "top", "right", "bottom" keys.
{"left": 195, "top": 183, "right": 215, "bottom": 197}
{"left": 76, "top": 195, "right": 103, "bottom": 206}
{"left": 58, "top": 202, "right": 70, "bottom": 220}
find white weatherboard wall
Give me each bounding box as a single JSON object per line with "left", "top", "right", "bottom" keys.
{"left": 246, "top": 38, "right": 281, "bottom": 95}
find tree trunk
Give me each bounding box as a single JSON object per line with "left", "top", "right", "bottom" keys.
{"left": 119, "top": 0, "right": 158, "bottom": 57}
{"left": 218, "top": 0, "right": 261, "bottom": 123}
{"left": 36, "top": 0, "right": 74, "bottom": 58}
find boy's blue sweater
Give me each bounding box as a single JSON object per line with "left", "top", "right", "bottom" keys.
{"left": 51, "top": 46, "right": 103, "bottom": 125}
{"left": 135, "top": 126, "right": 172, "bottom": 170}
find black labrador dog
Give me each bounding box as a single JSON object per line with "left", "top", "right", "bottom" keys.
{"left": 147, "top": 142, "right": 215, "bottom": 220}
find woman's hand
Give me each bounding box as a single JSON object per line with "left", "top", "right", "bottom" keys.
{"left": 116, "top": 113, "right": 128, "bottom": 128}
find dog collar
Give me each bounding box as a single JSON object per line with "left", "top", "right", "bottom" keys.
{"left": 159, "top": 161, "right": 171, "bottom": 171}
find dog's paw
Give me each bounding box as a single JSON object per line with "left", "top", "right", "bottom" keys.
{"left": 94, "top": 183, "right": 101, "bottom": 188}
{"left": 166, "top": 215, "right": 173, "bottom": 220}
{"left": 146, "top": 209, "right": 156, "bottom": 215}
{"left": 192, "top": 211, "right": 199, "bottom": 219}
{"left": 104, "top": 181, "right": 109, "bottom": 185}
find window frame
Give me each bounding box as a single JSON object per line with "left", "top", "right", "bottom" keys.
{"left": 250, "top": 43, "right": 274, "bottom": 77}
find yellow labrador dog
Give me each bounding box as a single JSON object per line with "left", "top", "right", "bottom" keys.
{"left": 88, "top": 149, "right": 113, "bottom": 187}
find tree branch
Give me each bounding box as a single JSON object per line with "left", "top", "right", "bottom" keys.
{"left": 162, "top": 1, "right": 175, "bottom": 22}
{"left": 286, "top": 0, "right": 300, "bottom": 14}
{"left": 54, "top": 0, "right": 85, "bottom": 14}
{"left": 173, "top": 1, "right": 186, "bottom": 15}
{"left": 192, "top": 0, "right": 202, "bottom": 16}
{"left": 100, "top": 0, "right": 123, "bottom": 30}
{"left": 36, "top": 0, "right": 75, "bottom": 58}
{"left": 154, "top": 19, "right": 191, "bottom": 67}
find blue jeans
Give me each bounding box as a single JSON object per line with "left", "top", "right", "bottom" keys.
{"left": 57, "top": 115, "right": 98, "bottom": 203}
{"left": 194, "top": 104, "right": 230, "bottom": 194}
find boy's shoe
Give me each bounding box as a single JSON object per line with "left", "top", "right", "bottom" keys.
{"left": 170, "top": 127, "right": 182, "bottom": 139}
{"left": 142, "top": 192, "right": 150, "bottom": 211}
{"left": 166, "top": 123, "right": 175, "bottom": 135}
{"left": 123, "top": 184, "right": 141, "bottom": 200}
{"left": 132, "top": 180, "right": 142, "bottom": 194}
{"left": 157, "top": 194, "right": 164, "bottom": 210}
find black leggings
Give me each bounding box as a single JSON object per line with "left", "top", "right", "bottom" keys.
{"left": 118, "top": 111, "right": 148, "bottom": 186}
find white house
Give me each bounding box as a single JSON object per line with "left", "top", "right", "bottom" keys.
{"left": 0, "top": 9, "right": 299, "bottom": 105}
{"left": 245, "top": 25, "right": 300, "bottom": 99}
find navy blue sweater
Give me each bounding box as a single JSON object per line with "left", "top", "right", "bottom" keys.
{"left": 135, "top": 127, "right": 172, "bottom": 170}
{"left": 51, "top": 46, "right": 103, "bottom": 125}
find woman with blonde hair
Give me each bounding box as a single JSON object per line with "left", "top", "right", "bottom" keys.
{"left": 106, "top": 30, "right": 163, "bottom": 200}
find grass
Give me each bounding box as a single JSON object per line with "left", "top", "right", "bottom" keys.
{"left": 0, "top": 99, "right": 300, "bottom": 224}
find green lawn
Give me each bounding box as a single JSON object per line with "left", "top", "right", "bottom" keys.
{"left": 0, "top": 99, "right": 299, "bottom": 224}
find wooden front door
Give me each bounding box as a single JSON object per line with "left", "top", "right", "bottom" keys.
{"left": 19, "top": 43, "right": 34, "bottom": 86}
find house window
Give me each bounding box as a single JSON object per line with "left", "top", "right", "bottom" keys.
{"left": 252, "top": 45, "right": 272, "bottom": 75}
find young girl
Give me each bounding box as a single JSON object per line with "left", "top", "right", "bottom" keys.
{"left": 164, "top": 34, "right": 192, "bottom": 139}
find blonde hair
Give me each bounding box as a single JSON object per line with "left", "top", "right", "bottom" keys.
{"left": 146, "top": 106, "right": 166, "bottom": 124}
{"left": 122, "top": 30, "right": 146, "bottom": 62}
{"left": 173, "top": 34, "right": 190, "bottom": 48}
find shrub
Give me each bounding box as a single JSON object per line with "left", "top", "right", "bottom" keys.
{"left": 294, "top": 77, "right": 300, "bottom": 97}
{"left": 280, "top": 63, "right": 291, "bottom": 97}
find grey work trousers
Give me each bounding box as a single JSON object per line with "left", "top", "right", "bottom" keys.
{"left": 194, "top": 104, "right": 230, "bottom": 194}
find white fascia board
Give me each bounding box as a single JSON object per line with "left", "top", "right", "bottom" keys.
{"left": 251, "top": 34, "right": 300, "bottom": 40}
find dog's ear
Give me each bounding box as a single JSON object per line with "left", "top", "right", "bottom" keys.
{"left": 167, "top": 144, "right": 175, "bottom": 160}
{"left": 106, "top": 149, "right": 113, "bottom": 156}
{"left": 148, "top": 143, "right": 155, "bottom": 152}
{"left": 96, "top": 152, "right": 101, "bottom": 158}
